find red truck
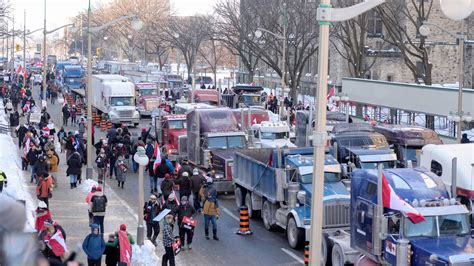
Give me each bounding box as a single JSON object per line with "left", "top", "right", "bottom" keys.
{"left": 136, "top": 82, "right": 160, "bottom": 117}
{"left": 161, "top": 114, "right": 187, "bottom": 161}
{"left": 191, "top": 89, "right": 219, "bottom": 106}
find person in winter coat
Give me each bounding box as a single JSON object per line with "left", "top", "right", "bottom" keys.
{"left": 39, "top": 219, "right": 67, "bottom": 263}
{"left": 200, "top": 178, "right": 220, "bottom": 240}
{"left": 161, "top": 173, "right": 174, "bottom": 200}
{"left": 35, "top": 155, "right": 50, "bottom": 178}
{"left": 96, "top": 150, "right": 108, "bottom": 184}
{"left": 108, "top": 224, "right": 135, "bottom": 265}
{"left": 461, "top": 133, "right": 471, "bottom": 144}
{"left": 176, "top": 172, "right": 192, "bottom": 200}
{"left": 176, "top": 159, "right": 193, "bottom": 178}
{"left": 70, "top": 105, "right": 77, "bottom": 126}
{"left": 90, "top": 187, "right": 107, "bottom": 235}
{"left": 46, "top": 150, "right": 59, "bottom": 173}
{"left": 27, "top": 144, "right": 40, "bottom": 183}
{"left": 9, "top": 111, "right": 19, "bottom": 136}
{"left": 57, "top": 127, "right": 67, "bottom": 153}
{"left": 43, "top": 136, "right": 55, "bottom": 153}
{"left": 115, "top": 155, "right": 128, "bottom": 189}
{"left": 178, "top": 196, "right": 196, "bottom": 250}
{"left": 163, "top": 193, "right": 179, "bottom": 220}
{"left": 104, "top": 234, "right": 120, "bottom": 266}
{"left": 36, "top": 173, "right": 54, "bottom": 207}
{"left": 162, "top": 214, "right": 175, "bottom": 266}
{"left": 144, "top": 194, "right": 161, "bottom": 245}
{"left": 35, "top": 201, "right": 51, "bottom": 232}
{"left": 67, "top": 152, "right": 82, "bottom": 189}
{"left": 62, "top": 104, "right": 70, "bottom": 126}
{"left": 82, "top": 224, "right": 106, "bottom": 266}
{"left": 78, "top": 118, "right": 86, "bottom": 139}
{"left": 190, "top": 168, "right": 205, "bottom": 212}
{"left": 16, "top": 124, "right": 28, "bottom": 149}
{"left": 0, "top": 170, "right": 7, "bottom": 192}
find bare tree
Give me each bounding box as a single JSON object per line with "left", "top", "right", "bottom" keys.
{"left": 376, "top": 0, "right": 433, "bottom": 85}
{"left": 162, "top": 15, "right": 212, "bottom": 83}
{"left": 330, "top": 0, "right": 378, "bottom": 78}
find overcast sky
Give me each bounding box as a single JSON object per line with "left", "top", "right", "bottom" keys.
{"left": 10, "top": 0, "right": 217, "bottom": 37}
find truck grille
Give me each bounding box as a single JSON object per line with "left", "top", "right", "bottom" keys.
{"left": 118, "top": 110, "right": 134, "bottom": 117}
{"left": 323, "top": 202, "right": 350, "bottom": 228}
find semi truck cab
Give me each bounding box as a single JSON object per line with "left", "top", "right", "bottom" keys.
{"left": 251, "top": 121, "right": 296, "bottom": 148}
{"left": 161, "top": 115, "right": 187, "bottom": 161}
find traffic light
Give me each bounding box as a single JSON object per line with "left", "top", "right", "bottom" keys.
{"left": 15, "top": 44, "right": 21, "bottom": 52}
{"left": 96, "top": 47, "right": 101, "bottom": 56}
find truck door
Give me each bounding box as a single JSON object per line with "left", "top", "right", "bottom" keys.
{"left": 353, "top": 180, "right": 376, "bottom": 253}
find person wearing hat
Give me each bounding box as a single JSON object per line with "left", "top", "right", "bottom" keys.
{"left": 90, "top": 186, "right": 107, "bottom": 235}
{"left": 163, "top": 192, "right": 179, "bottom": 222}
{"left": 190, "top": 168, "right": 205, "bottom": 212}
{"left": 162, "top": 214, "right": 176, "bottom": 266}
{"left": 67, "top": 151, "right": 82, "bottom": 189}
{"left": 82, "top": 224, "right": 105, "bottom": 266}
{"left": 46, "top": 150, "right": 59, "bottom": 173}
{"left": 61, "top": 103, "right": 70, "bottom": 126}
{"left": 161, "top": 173, "right": 175, "bottom": 201}
{"left": 178, "top": 195, "right": 196, "bottom": 250}
{"left": 176, "top": 171, "right": 192, "bottom": 200}
{"left": 39, "top": 219, "right": 68, "bottom": 262}
{"left": 104, "top": 233, "right": 120, "bottom": 266}
{"left": 27, "top": 143, "right": 40, "bottom": 183}
{"left": 0, "top": 170, "right": 7, "bottom": 193}
{"left": 35, "top": 201, "right": 51, "bottom": 232}
{"left": 36, "top": 173, "right": 53, "bottom": 207}
{"left": 108, "top": 224, "right": 135, "bottom": 265}
{"left": 201, "top": 178, "right": 220, "bottom": 240}
{"left": 143, "top": 194, "right": 162, "bottom": 245}
{"left": 86, "top": 186, "right": 98, "bottom": 224}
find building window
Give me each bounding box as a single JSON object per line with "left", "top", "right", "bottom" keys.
{"left": 367, "top": 10, "right": 383, "bottom": 37}
{"left": 387, "top": 74, "right": 393, "bottom": 82}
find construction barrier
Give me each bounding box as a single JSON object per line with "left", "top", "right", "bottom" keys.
{"left": 304, "top": 245, "right": 309, "bottom": 265}
{"left": 236, "top": 205, "right": 253, "bottom": 235}
{"left": 101, "top": 119, "right": 106, "bottom": 131}
{"left": 94, "top": 113, "right": 100, "bottom": 127}
{"left": 76, "top": 105, "right": 81, "bottom": 115}
{"left": 107, "top": 121, "right": 113, "bottom": 129}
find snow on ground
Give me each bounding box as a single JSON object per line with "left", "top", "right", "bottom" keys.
{"left": 78, "top": 178, "right": 99, "bottom": 193}
{"left": 131, "top": 240, "right": 161, "bottom": 265}
{"left": 0, "top": 101, "right": 36, "bottom": 232}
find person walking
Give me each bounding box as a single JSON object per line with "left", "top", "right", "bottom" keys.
{"left": 190, "top": 168, "right": 205, "bottom": 212}
{"left": 176, "top": 172, "right": 192, "bottom": 200}
{"left": 90, "top": 187, "right": 107, "bottom": 235}
{"left": 70, "top": 105, "right": 77, "bottom": 126}
{"left": 82, "top": 224, "right": 106, "bottom": 266}
{"left": 57, "top": 127, "right": 67, "bottom": 153}
{"left": 200, "top": 178, "right": 220, "bottom": 240}
{"left": 0, "top": 170, "right": 7, "bottom": 192}
{"left": 27, "top": 143, "right": 40, "bottom": 183}
{"left": 46, "top": 150, "right": 59, "bottom": 173}
{"left": 96, "top": 150, "right": 108, "bottom": 185}
{"left": 144, "top": 194, "right": 161, "bottom": 245}
{"left": 104, "top": 234, "right": 120, "bottom": 266}
{"left": 177, "top": 196, "right": 196, "bottom": 250}
{"left": 115, "top": 155, "right": 128, "bottom": 189}
{"left": 62, "top": 104, "right": 70, "bottom": 127}
{"left": 162, "top": 214, "right": 176, "bottom": 266}
{"left": 161, "top": 173, "right": 174, "bottom": 201}
{"left": 67, "top": 151, "right": 82, "bottom": 189}
{"left": 86, "top": 186, "right": 98, "bottom": 225}
{"left": 36, "top": 173, "right": 53, "bottom": 207}
{"left": 109, "top": 224, "right": 134, "bottom": 265}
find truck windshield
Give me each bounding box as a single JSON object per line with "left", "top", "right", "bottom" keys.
{"left": 261, "top": 132, "right": 289, "bottom": 140}
{"left": 400, "top": 146, "right": 420, "bottom": 162}
{"left": 110, "top": 97, "right": 134, "bottom": 106}
{"left": 241, "top": 95, "right": 261, "bottom": 106}
{"left": 65, "top": 78, "right": 81, "bottom": 84}
{"left": 300, "top": 172, "right": 341, "bottom": 184}
{"left": 360, "top": 161, "right": 396, "bottom": 169}
{"left": 169, "top": 81, "right": 183, "bottom": 88}
{"left": 139, "top": 89, "right": 157, "bottom": 95}
{"left": 404, "top": 214, "right": 470, "bottom": 238}
{"left": 208, "top": 136, "right": 245, "bottom": 149}
{"left": 168, "top": 120, "right": 186, "bottom": 130}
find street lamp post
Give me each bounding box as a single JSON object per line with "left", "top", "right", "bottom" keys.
{"left": 311, "top": 1, "right": 385, "bottom": 264}
{"left": 133, "top": 146, "right": 149, "bottom": 246}
{"left": 42, "top": 0, "right": 47, "bottom": 100}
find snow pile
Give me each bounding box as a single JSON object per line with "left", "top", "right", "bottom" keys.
{"left": 79, "top": 178, "right": 99, "bottom": 193}
{"left": 131, "top": 240, "right": 161, "bottom": 265}
{"left": 0, "top": 133, "right": 36, "bottom": 232}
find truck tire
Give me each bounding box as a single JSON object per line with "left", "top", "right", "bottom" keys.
{"left": 245, "top": 192, "right": 260, "bottom": 218}
{"left": 262, "top": 199, "right": 275, "bottom": 230}
{"left": 235, "top": 186, "right": 244, "bottom": 207}
{"left": 287, "top": 216, "right": 304, "bottom": 249}
{"left": 331, "top": 243, "right": 345, "bottom": 266}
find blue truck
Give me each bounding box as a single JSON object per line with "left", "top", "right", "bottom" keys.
{"left": 233, "top": 147, "right": 358, "bottom": 264}
{"left": 346, "top": 168, "right": 474, "bottom": 266}
{"left": 61, "top": 65, "right": 83, "bottom": 91}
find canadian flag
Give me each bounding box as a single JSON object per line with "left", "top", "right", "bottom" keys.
{"left": 382, "top": 173, "right": 425, "bottom": 224}
{"left": 326, "top": 86, "right": 335, "bottom": 100}
{"left": 175, "top": 162, "right": 182, "bottom": 174}
{"left": 17, "top": 65, "right": 26, "bottom": 78}
{"left": 46, "top": 230, "right": 68, "bottom": 257}
{"left": 252, "top": 118, "right": 257, "bottom": 125}
{"left": 153, "top": 141, "right": 161, "bottom": 173}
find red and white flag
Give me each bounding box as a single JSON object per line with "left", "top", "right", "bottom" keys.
{"left": 46, "top": 230, "right": 68, "bottom": 257}
{"left": 175, "top": 162, "right": 182, "bottom": 174}
{"left": 382, "top": 173, "right": 425, "bottom": 224}
{"left": 153, "top": 141, "right": 161, "bottom": 173}
{"left": 23, "top": 137, "right": 31, "bottom": 157}
{"left": 17, "top": 65, "right": 26, "bottom": 78}
{"left": 118, "top": 231, "right": 132, "bottom": 264}
{"left": 326, "top": 86, "right": 335, "bottom": 100}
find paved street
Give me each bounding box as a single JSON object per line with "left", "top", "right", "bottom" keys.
{"left": 22, "top": 85, "right": 304, "bottom": 265}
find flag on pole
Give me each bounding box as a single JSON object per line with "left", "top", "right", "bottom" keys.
{"left": 153, "top": 141, "right": 162, "bottom": 173}
{"left": 17, "top": 65, "right": 26, "bottom": 78}
{"left": 326, "top": 86, "right": 335, "bottom": 100}
{"left": 46, "top": 230, "right": 68, "bottom": 257}
{"left": 382, "top": 173, "right": 425, "bottom": 224}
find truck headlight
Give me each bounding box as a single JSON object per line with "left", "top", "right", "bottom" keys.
{"left": 109, "top": 112, "right": 118, "bottom": 118}
{"left": 133, "top": 111, "right": 140, "bottom": 118}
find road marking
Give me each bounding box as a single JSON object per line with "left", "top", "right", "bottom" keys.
{"left": 222, "top": 207, "right": 240, "bottom": 222}
{"left": 281, "top": 248, "right": 304, "bottom": 264}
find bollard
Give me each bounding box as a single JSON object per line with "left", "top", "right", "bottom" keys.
{"left": 236, "top": 205, "right": 253, "bottom": 235}
{"left": 107, "top": 121, "right": 113, "bottom": 129}
{"left": 101, "top": 119, "right": 106, "bottom": 131}
{"left": 304, "top": 245, "right": 309, "bottom": 265}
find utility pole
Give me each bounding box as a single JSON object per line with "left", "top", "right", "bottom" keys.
{"left": 81, "top": 13, "right": 84, "bottom": 57}
{"left": 11, "top": 15, "right": 14, "bottom": 71}
{"left": 42, "top": 0, "right": 47, "bottom": 100}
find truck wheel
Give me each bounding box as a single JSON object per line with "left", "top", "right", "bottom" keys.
{"left": 331, "top": 243, "right": 345, "bottom": 266}
{"left": 235, "top": 186, "right": 244, "bottom": 207}
{"left": 245, "top": 192, "right": 260, "bottom": 218}
{"left": 287, "top": 216, "right": 304, "bottom": 249}
{"left": 262, "top": 200, "right": 275, "bottom": 230}
{"left": 322, "top": 236, "right": 328, "bottom": 265}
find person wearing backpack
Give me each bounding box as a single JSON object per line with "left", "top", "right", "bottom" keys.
{"left": 82, "top": 224, "right": 106, "bottom": 266}
{"left": 90, "top": 189, "right": 108, "bottom": 235}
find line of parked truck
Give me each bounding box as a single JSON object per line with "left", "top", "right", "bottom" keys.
{"left": 78, "top": 74, "right": 474, "bottom": 265}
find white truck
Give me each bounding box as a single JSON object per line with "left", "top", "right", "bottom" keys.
{"left": 250, "top": 121, "right": 296, "bottom": 148}
{"left": 419, "top": 143, "right": 474, "bottom": 211}
{"left": 92, "top": 74, "right": 139, "bottom": 127}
